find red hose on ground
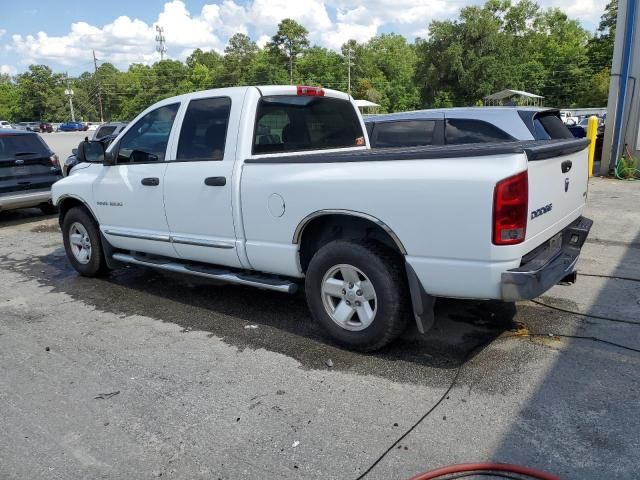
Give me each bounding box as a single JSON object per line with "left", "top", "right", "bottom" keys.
{"left": 408, "top": 463, "right": 560, "bottom": 480}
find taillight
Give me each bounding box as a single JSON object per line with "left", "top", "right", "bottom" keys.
{"left": 50, "top": 153, "right": 60, "bottom": 168}
{"left": 297, "top": 85, "right": 324, "bottom": 96}
{"left": 493, "top": 171, "right": 528, "bottom": 245}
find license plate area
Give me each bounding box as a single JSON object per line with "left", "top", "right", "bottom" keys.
{"left": 548, "top": 232, "right": 562, "bottom": 250}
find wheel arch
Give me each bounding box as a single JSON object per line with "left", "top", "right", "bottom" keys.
{"left": 57, "top": 195, "right": 97, "bottom": 229}
{"left": 294, "top": 210, "right": 407, "bottom": 274}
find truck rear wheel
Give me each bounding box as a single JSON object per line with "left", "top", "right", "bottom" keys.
{"left": 305, "top": 240, "right": 407, "bottom": 351}
{"left": 62, "top": 207, "right": 108, "bottom": 277}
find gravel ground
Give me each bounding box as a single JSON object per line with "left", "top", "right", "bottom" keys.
{"left": 0, "top": 177, "right": 638, "bottom": 479}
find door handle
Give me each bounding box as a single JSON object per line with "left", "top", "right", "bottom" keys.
{"left": 204, "top": 176, "right": 226, "bottom": 187}
{"left": 561, "top": 160, "right": 572, "bottom": 173}
{"left": 141, "top": 177, "right": 160, "bottom": 186}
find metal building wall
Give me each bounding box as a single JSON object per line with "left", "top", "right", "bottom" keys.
{"left": 601, "top": 0, "right": 640, "bottom": 174}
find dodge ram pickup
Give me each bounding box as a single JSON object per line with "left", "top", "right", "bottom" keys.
{"left": 52, "top": 85, "right": 592, "bottom": 351}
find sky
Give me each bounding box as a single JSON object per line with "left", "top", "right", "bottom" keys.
{"left": 0, "top": 0, "right": 608, "bottom": 76}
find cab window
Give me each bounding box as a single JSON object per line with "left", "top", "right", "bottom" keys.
{"left": 253, "top": 96, "right": 364, "bottom": 154}
{"left": 116, "top": 103, "right": 179, "bottom": 163}
{"left": 177, "top": 97, "right": 231, "bottom": 161}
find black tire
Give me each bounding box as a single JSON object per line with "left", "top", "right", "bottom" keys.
{"left": 39, "top": 203, "right": 58, "bottom": 215}
{"left": 62, "top": 206, "right": 108, "bottom": 277}
{"left": 305, "top": 240, "right": 408, "bottom": 352}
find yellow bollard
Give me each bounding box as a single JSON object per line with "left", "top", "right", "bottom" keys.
{"left": 586, "top": 115, "right": 599, "bottom": 177}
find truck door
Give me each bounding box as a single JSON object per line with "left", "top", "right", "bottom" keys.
{"left": 94, "top": 102, "right": 180, "bottom": 257}
{"left": 162, "top": 93, "right": 242, "bottom": 268}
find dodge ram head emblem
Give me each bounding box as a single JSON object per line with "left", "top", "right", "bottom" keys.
{"left": 565, "top": 178, "right": 570, "bottom": 192}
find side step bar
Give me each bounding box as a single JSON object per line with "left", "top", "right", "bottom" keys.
{"left": 112, "top": 253, "right": 298, "bottom": 294}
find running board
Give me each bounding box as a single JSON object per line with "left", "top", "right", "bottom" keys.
{"left": 111, "top": 253, "right": 298, "bottom": 294}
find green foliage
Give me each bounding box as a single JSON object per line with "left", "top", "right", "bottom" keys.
{"left": 268, "top": 18, "right": 310, "bottom": 83}
{"left": 0, "top": 1, "right": 613, "bottom": 122}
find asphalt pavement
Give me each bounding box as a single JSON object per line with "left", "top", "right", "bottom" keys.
{"left": 0, "top": 178, "right": 638, "bottom": 479}
{"left": 40, "top": 131, "right": 88, "bottom": 160}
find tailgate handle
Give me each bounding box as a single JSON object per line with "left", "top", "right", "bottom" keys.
{"left": 561, "top": 160, "right": 572, "bottom": 173}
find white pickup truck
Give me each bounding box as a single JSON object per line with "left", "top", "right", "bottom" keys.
{"left": 52, "top": 85, "right": 592, "bottom": 351}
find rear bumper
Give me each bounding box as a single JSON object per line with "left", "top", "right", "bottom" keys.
{"left": 501, "top": 216, "right": 593, "bottom": 301}
{"left": 0, "top": 189, "right": 51, "bottom": 211}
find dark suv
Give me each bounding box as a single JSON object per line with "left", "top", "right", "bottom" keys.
{"left": 0, "top": 130, "right": 61, "bottom": 214}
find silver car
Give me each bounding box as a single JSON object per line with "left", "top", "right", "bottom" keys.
{"left": 364, "top": 107, "right": 575, "bottom": 148}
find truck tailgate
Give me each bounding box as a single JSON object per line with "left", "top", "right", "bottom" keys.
{"left": 524, "top": 139, "right": 589, "bottom": 245}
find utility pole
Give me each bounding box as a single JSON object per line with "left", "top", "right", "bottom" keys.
{"left": 155, "top": 25, "right": 167, "bottom": 61}
{"left": 346, "top": 47, "right": 354, "bottom": 95}
{"left": 92, "top": 50, "right": 104, "bottom": 122}
{"left": 64, "top": 78, "right": 75, "bottom": 122}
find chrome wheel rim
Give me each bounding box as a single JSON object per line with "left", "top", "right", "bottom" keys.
{"left": 321, "top": 264, "right": 377, "bottom": 331}
{"left": 69, "top": 222, "right": 92, "bottom": 264}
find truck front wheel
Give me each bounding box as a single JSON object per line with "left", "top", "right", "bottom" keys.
{"left": 62, "top": 207, "right": 108, "bottom": 277}
{"left": 305, "top": 240, "right": 407, "bottom": 351}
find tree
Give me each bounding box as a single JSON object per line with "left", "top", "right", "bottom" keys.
{"left": 14, "top": 65, "right": 65, "bottom": 120}
{"left": 0, "top": 75, "right": 18, "bottom": 121}
{"left": 415, "top": 0, "right": 593, "bottom": 108}
{"left": 222, "top": 34, "right": 259, "bottom": 86}
{"left": 268, "top": 19, "right": 310, "bottom": 84}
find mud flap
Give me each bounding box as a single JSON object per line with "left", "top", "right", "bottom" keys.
{"left": 405, "top": 261, "right": 436, "bottom": 334}
{"left": 99, "top": 231, "right": 123, "bottom": 270}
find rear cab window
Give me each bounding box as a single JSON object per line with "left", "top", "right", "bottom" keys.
{"left": 252, "top": 95, "right": 364, "bottom": 155}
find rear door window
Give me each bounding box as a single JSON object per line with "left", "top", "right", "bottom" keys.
{"left": 177, "top": 97, "right": 231, "bottom": 161}
{"left": 372, "top": 120, "right": 439, "bottom": 148}
{"left": 253, "top": 96, "right": 364, "bottom": 154}
{"left": 445, "top": 119, "right": 514, "bottom": 144}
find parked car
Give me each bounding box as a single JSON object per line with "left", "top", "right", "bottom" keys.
{"left": 364, "top": 107, "right": 575, "bottom": 148}
{"left": 91, "top": 121, "right": 128, "bottom": 140}
{"left": 39, "top": 122, "right": 54, "bottom": 133}
{"left": 52, "top": 85, "right": 591, "bottom": 351}
{"left": 85, "top": 122, "right": 102, "bottom": 132}
{"left": 13, "top": 122, "right": 30, "bottom": 131}
{"left": 0, "top": 129, "right": 61, "bottom": 214}
{"left": 0, "top": 120, "right": 14, "bottom": 129}
{"left": 25, "top": 122, "right": 41, "bottom": 132}
{"left": 59, "top": 121, "right": 85, "bottom": 132}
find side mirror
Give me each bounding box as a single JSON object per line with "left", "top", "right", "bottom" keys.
{"left": 77, "top": 140, "right": 105, "bottom": 163}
